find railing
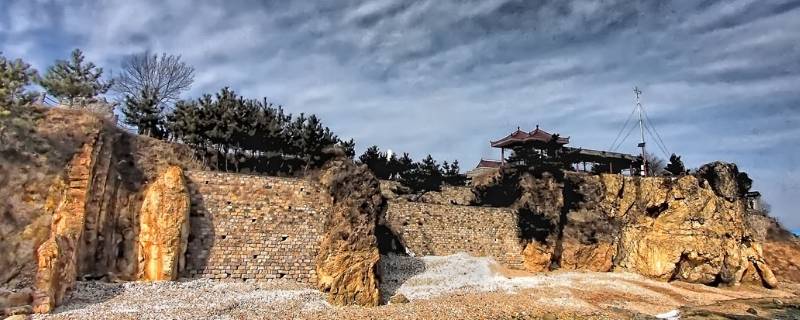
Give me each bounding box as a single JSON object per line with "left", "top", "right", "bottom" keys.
{"left": 39, "top": 93, "right": 59, "bottom": 107}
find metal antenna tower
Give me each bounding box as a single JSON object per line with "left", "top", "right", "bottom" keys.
{"left": 634, "top": 87, "right": 647, "bottom": 176}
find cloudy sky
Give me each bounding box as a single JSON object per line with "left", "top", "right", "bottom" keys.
{"left": 2, "top": 0, "right": 799, "bottom": 229}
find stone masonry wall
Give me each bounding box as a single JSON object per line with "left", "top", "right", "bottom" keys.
{"left": 183, "top": 171, "right": 331, "bottom": 283}
{"left": 384, "top": 200, "right": 526, "bottom": 268}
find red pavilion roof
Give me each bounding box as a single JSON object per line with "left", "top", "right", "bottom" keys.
{"left": 490, "top": 126, "right": 570, "bottom": 148}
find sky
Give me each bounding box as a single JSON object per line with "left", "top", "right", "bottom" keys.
{"left": 1, "top": 0, "right": 798, "bottom": 230}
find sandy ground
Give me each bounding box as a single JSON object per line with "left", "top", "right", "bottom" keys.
{"left": 34, "top": 253, "right": 799, "bottom": 320}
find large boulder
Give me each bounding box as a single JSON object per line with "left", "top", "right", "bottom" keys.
{"left": 315, "top": 156, "right": 383, "bottom": 306}
{"left": 136, "top": 166, "right": 191, "bottom": 281}
{"left": 601, "top": 174, "right": 776, "bottom": 287}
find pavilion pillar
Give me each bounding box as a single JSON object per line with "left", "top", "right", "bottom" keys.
{"left": 501, "top": 148, "right": 505, "bottom": 164}
{"left": 609, "top": 162, "right": 613, "bottom": 174}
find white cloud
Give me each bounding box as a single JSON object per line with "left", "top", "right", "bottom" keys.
{"left": 2, "top": 0, "right": 799, "bottom": 228}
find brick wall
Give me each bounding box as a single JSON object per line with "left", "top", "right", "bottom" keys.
{"left": 384, "top": 200, "right": 526, "bottom": 269}
{"left": 183, "top": 171, "right": 331, "bottom": 283}
{"left": 181, "top": 170, "right": 527, "bottom": 284}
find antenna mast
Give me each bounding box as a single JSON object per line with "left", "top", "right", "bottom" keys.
{"left": 634, "top": 87, "right": 647, "bottom": 176}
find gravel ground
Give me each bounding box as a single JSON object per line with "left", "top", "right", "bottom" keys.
{"left": 34, "top": 253, "right": 799, "bottom": 319}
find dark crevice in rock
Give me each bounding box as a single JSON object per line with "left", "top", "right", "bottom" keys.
{"left": 516, "top": 208, "right": 556, "bottom": 245}
{"left": 550, "top": 175, "right": 582, "bottom": 270}
{"left": 646, "top": 202, "right": 669, "bottom": 218}
{"left": 376, "top": 225, "right": 406, "bottom": 255}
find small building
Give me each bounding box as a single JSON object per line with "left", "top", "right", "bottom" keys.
{"left": 490, "top": 125, "right": 570, "bottom": 162}
{"left": 472, "top": 125, "right": 642, "bottom": 175}
{"left": 466, "top": 159, "right": 503, "bottom": 181}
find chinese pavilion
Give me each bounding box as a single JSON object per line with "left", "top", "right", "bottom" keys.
{"left": 470, "top": 125, "right": 642, "bottom": 177}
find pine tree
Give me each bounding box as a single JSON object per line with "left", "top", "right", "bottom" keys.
{"left": 665, "top": 154, "right": 687, "bottom": 176}
{"left": 167, "top": 100, "right": 204, "bottom": 146}
{"left": 300, "top": 114, "right": 338, "bottom": 168}
{"left": 396, "top": 153, "right": 415, "bottom": 177}
{"left": 0, "top": 52, "right": 39, "bottom": 108}
{"left": 121, "top": 89, "right": 163, "bottom": 137}
{"left": 443, "top": 159, "right": 466, "bottom": 186}
{"left": 399, "top": 154, "right": 443, "bottom": 193}
{"left": 286, "top": 113, "right": 307, "bottom": 159}
{"left": 359, "top": 145, "right": 391, "bottom": 179}
{"left": 38, "top": 49, "right": 112, "bottom": 106}
{"left": 337, "top": 138, "right": 356, "bottom": 159}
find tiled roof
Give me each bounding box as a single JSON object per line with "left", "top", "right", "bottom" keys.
{"left": 490, "top": 126, "right": 570, "bottom": 148}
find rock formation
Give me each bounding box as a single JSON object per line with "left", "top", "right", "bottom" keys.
{"left": 0, "top": 108, "right": 200, "bottom": 314}
{"left": 747, "top": 212, "right": 800, "bottom": 283}
{"left": 32, "top": 133, "right": 99, "bottom": 313}
{"left": 137, "top": 166, "right": 191, "bottom": 281}
{"left": 482, "top": 162, "right": 782, "bottom": 288}
{"left": 315, "top": 154, "right": 383, "bottom": 306}
{"left": 0, "top": 108, "right": 104, "bottom": 290}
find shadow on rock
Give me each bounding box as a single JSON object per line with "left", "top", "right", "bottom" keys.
{"left": 378, "top": 254, "right": 426, "bottom": 305}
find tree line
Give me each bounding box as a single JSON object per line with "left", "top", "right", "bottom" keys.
{"left": 1, "top": 49, "right": 466, "bottom": 184}
{"left": 0, "top": 49, "right": 349, "bottom": 175}
{"left": 357, "top": 145, "right": 466, "bottom": 193}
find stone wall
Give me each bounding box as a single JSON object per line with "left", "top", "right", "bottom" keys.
{"left": 384, "top": 200, "right": 525, "bottom": 268}
{"left": 183, "top": 171, "right": 331, "bottom": 283}
{"left": 380, "top": 180, "right": 475, "bottom": 205}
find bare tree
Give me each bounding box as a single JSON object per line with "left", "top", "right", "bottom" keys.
{"left": 114, "top": 51, "right": 195, "bottom": 108}
{"left": 645, "top": 152, "right": 666, "bottom": 176}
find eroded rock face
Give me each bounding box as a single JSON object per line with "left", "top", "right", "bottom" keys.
{"left": 609, "top": 175, "right": 775, "bottom": 287}
{"left": 0, "top": 109, "right": 202, "bottom": 314}
{"left": 32, "top": 134, "right": 99, "bottom": 313}
{"left": 315, "top": 157, "right": 383, "bottom": 306}
{"left": 516, "top": 164, "right": 780, "bottom": 288}
{"left": 137, "top": 166, "right": 190, "bottom": 281}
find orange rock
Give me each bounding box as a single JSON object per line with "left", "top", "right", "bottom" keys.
{"left": 136, "top": 166, "right": 191, "bottom": 281}
{"left": 32, "top": 135, "right": 98, "bottom": 313}
{"left": 521, "top": 242, "right": 552, "bottom": 272}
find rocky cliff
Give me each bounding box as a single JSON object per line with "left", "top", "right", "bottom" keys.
{"left": 489, "top": 162, "right": 786, "bottom": 288}
{"left": 0, "top": 107, "right": 200, "bottom": 314}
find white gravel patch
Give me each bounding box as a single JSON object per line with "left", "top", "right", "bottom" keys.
{"left": 35, "top": 252, "right": 775, "bottom": 318}
{"left": 34, "top": 279, "right": 329, "bottom": 320}
{"left": 379, "top": 252, "right": 676, "bottom": 305}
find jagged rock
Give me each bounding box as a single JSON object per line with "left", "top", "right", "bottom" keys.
{"left": 510, "top": 167, "right": 780, "bottom": 288}
{"left": 137, "top": 166, "right": 190, "bottom": 281}
{"left": 315, "top": 156, "right": 383, "bottom": 306}
{"left": 32, "top": 134, "right": 98, "bottom": 313}
{"left": 608, "top": 175, "right": 775, "bottom": 287}
{"left": 389, "top": 293, "right": 409, "bottom": 304}
{"left": 559, "top": 243, "right": 615, "bottom": 272}
{"left": 521, "top": 242, "right": 552, "bottom": 272}
{"left": 695, "top": 161, "right": 748, "bottom": 201}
